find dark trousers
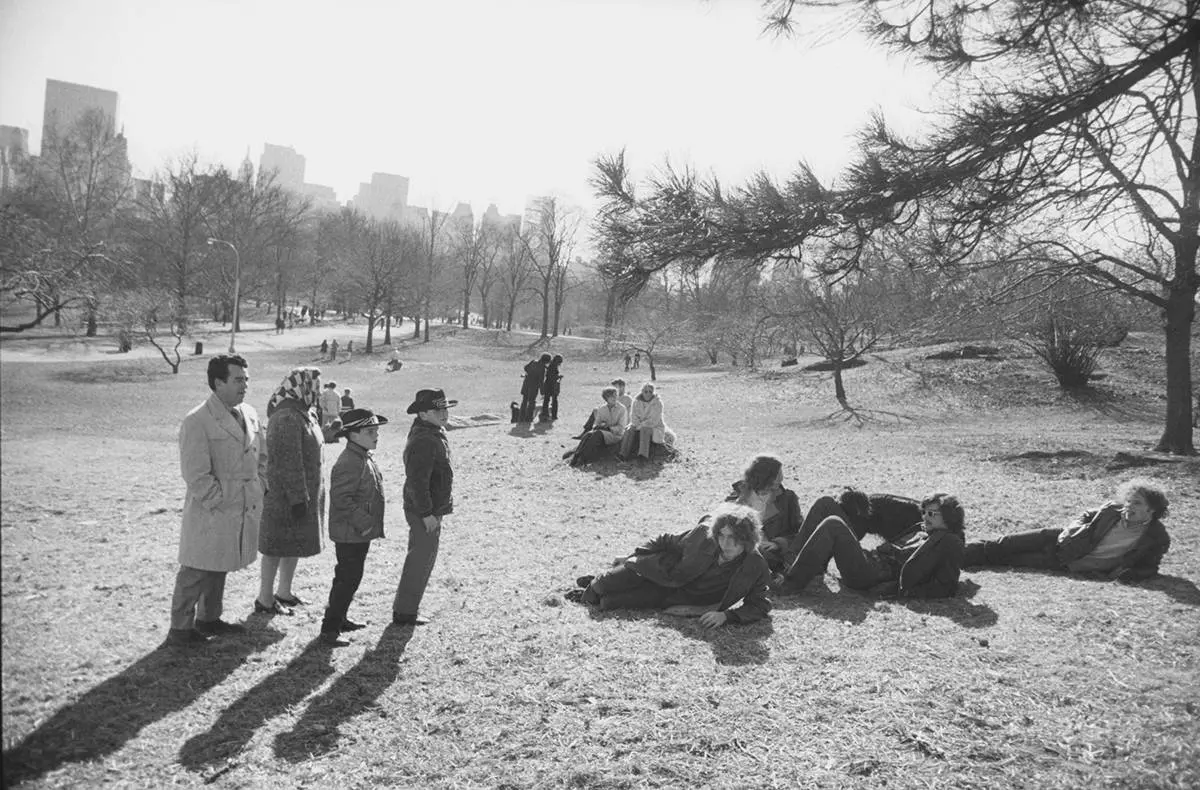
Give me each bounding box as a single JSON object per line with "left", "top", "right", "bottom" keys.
{"left": 784, "top": 516, "right": 889, "bottom": 591}
{"left": 569, "top": 430, "right": 611, "bottom": 466}
{"left": 783, "top": 496, "right": 852, "bottom": 566}
{"left": 587, "top": 565, "right": 709, "bottom": 611}
{"left": 322, "top": 541, "right": 371, "bottom": 633}
{"left": 519, "top": 391, "right": 538, "bottom": 422}
{"left": 393, "top": 511, "right": 441, "bottom": 618}
{"left": 170, "top": 566, "right": 227, "bottom": 630}
{"left": 963, "top": 528, "right": 1063, "bottom": 569}
{"left": 540, "top": 394, "right": 559, "bottom": 421}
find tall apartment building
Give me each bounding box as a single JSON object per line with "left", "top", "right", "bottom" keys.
{"left": 42, "top": 79, "right": 119, "bottom": 148}
{"left": 259, "top": 143, "right": 306, "bottom": 192}
{"left": 351, "top": 172, "right": 409, "bottom": 221}
{"left": 481, "top": 203, "right": 522, "bottom": 235}
{"left": 0, "top": 125, "right": 29, "bottom": 192}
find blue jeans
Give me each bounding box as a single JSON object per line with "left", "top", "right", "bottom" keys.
{"left": 393, "top": 511, "right": 441, "bottom": 618}
{"left": 322, "top": 541, "right": 370, "bottom": 633}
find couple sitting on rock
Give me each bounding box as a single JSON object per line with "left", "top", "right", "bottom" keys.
{"left": 565, "top": 454, "right": 1172, "bottom": 628}
{"left": 564, "top": 381, "right": 675, "bottom": 466}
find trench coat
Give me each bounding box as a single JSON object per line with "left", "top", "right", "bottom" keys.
{"left": 178, "top": 393, "right": 268, "bottom": 571}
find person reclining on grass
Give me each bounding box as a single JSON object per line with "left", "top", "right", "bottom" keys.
{"left": 773, "top": 487, "right": 923, "bottom": 574}
{"left": 568, "top": 502, "right": 771, "bottom": 629}
{"left": 725, "top": 454, "right": 804, "bottom": 573}
{"left": 775, "top": 493, "right": 966, "bottom": 599}
{"left": 962, "top": 479, "right": 1170, "bottom": 582}
{"left": 563, "top": 385, "right": 627, "bottom": 467}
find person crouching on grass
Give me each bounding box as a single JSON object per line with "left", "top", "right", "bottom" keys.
{"left": 319, "top": 408, "right": 388, "bottom": 647}
{"left": 568, "top": 502, "right": 771, "bottom": 628}
{"left": 962, "top": 478, "right": 1170, "bottom": 582}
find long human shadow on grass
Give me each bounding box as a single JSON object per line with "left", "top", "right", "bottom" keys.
{"left": 771, "top": 579, "right": 997, "bottom": 629}
{"left": 178, "top": 637, "right": 339, "bottom": 775}
{"left": 509, "top": 421, "right": 557, "bottom": 438}
{"left": 1, "top": 628, "right": 284, "bottom": 787}
{"left": 584, "top": 608, "right": 773, "bottom": 666}
{"left": 272, "top": 624, "right": 414, "bottom": 762}
{"left": 973, "top": 568, "right": 1200, "bottom": 608}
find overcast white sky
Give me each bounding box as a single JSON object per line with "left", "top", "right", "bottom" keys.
{"left": 0, "top": 0, "right": 940, "bottom": 219}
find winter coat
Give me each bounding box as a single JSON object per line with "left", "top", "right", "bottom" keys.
{"left": 877, "top": 528, "right": 965, "bottom": 599}
{"left": 726, "top": 482, "right": 804, "bottom": 543}
{"left": 590, "top": 402, "right": 627, "bottom": 442}
{"left": 319, "top": 389, "right": 342, "bottom": 424}
{"left": 521, "top": 360, "right": 546, "bottom": 397}
{"left": 259, "top": 399, "right": 325, "bottom": 557}
{"left": 328, "top": 440, "right": 385, "bottom": 543}
{"left": 178, "top": 393, "right": 268, "bottom": 572}
{"left": 403, "top": 417, "right": 454, "bottom": 518}
{"left": 1057, "top": 502, "right": 1170, "bottom": 579}
{"left": 542, "top": 362, "right": 562, "bottom": 397}
{"left": 624, "top": 518, "right": 772, "bottom": 623}
{"left": 629, "top": 394, "right": 670, "bottom": 444}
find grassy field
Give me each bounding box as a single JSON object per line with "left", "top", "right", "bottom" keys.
{"left": 2, "top": 325, "right": 1198, "bottom": 789}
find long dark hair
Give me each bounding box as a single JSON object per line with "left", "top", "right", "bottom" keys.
{"left": 741, "top": 455, "right": 782, "bottom": 494}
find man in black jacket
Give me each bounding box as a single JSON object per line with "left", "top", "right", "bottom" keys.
{"left": 392, "top": 388, "right": 457, "bottom": 626}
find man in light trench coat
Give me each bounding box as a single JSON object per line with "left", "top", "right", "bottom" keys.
{"left": 168, "top": 354, "right": 268, "bottom": 645}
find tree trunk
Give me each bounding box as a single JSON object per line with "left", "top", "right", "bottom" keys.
{"left": 539, "top": 288, "right": 550, "bottom": 339}
{"left": 461, "top": 288, "right": 471, "bottom": 329}
{"left": 412, "top": 316, "right": 420, "bottom": 339}
{"left": 366, "top": 310, "right": 376, "bottom": 353}
{"left": 1155, "top": 278, "right": 1196, "bottom": 454}
{"left": 648, "top": 355, "right": 657, "bottom": 381}
{"left": 833, "top": 365, "right": 848, "bottom": 405}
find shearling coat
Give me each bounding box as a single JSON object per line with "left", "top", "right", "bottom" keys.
{"left": 629, "top": 394, "right": 669, "bottom": 444}
{"left": 259, "top": 399, "right": 325, "bottom": 557}
{"left": 178, "top": 393, "right": 268, "bottom": 571}
{"left": 328, "top": 441, "right": 385, "bottom": 543}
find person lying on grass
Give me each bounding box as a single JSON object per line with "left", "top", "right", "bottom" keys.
{"left": 725, "top": 454, "right": 804, "bottom": 574}
{"left": 569, "top": 502, "right": 771, "bottom": 628}
{"left": 775, "top": 493, "right": 966, "bottom": 599}
{"left": 962, "top": 478, "right": 1170, "bottom": 582}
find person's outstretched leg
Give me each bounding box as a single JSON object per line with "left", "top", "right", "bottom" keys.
{"left": 784, "top": 496, "right": 848, "bottom": 566}
{"left": 963, "top": 528, "right": 1062, "bottom": 569}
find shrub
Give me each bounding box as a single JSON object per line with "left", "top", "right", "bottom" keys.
{"left": 1025, "top": 315, "right": 1105, "bottom": 387}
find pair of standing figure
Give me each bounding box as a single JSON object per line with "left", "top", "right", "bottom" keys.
{"left": 517, "top": 353, "right": 563, "bottom": 423}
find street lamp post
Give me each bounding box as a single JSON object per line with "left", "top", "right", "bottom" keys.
{"left": 207, "top": 237, "right": 241, "bottom": 352}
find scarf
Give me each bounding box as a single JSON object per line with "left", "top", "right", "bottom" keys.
{"left": 266, "top": 366, "right": 322, "bottom": 417}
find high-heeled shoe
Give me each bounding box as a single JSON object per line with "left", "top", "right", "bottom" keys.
{"left": 274, "top": 593, "right": 306, "bottom": 607}
{"left": 254, "top": 599, "right": 293, "bottom": 615}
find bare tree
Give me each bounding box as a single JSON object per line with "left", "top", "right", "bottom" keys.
{"left": 522, "top": 197, "right": 581, "bottom": 339}
{"left": 109, "top": 288, "right": 190, "bottom": 373}
{"left": 594, "top": 1, "right": 1198, "bottom": 453}
{"left": 497, "top": 224, "right": 535, "bottom": 331}
{"left": 1, "top": 109, "right": 132, "bottom": 333}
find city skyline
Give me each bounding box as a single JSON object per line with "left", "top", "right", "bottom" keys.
{"left": 0, "top": 0, "right": 941, "bottom": 222}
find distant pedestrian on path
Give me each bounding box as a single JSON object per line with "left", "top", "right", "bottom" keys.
{"left": 341, "top": 388, "right": 355, "bottom": 413}
{"left": 320, "top": 338, "right": 329, "bottom": 356}
{"left": 540, "top": 354, "right": 563, "bottom": 421}
{"left": 633, "top": 352, "right": 641, "bottom": 369}
{"left": 329, "top": 338, "right": 339, "bottom": 362}
{"left": 319, "top": 381, "right": 342, "bottom": 432}
{"left": 624, "top": 352, "right": 631, "bottom": 371}
{"left": 320, "top": 408, "right": 389, "bottom": 646}
{"left": 393, "top": 388, "right": 458, "bottom": 626}
{"left": 170, "top": 354, "right": 267, "bottom": 645}
{"left": 275, "top": 317, "right": 285, "bottom": 335}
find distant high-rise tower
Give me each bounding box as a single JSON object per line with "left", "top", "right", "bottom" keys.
{"left": 351, "top": 172, "right": 409, "bottom": 221}
{"left": 0, "top": 126, "right": 30, "bottom": 192}
{"left": 42, "top": 79, "right": 119, "bottom": 150}
{"left": 259, "top": 143, "right": 306, "bottom": 192}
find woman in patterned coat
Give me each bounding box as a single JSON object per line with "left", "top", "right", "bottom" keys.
{"left": 256, "top": 367, "right": 326, "bottom": 615}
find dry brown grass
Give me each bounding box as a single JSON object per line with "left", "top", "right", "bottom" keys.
{"left": 2, "top": 327, "right": 1198, "bottom": 789}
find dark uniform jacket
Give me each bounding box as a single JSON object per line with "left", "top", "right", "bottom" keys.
{"left": 403, "top": 418, "right": 453, "bottom": 518}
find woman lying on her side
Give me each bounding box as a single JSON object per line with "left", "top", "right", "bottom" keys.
{"left": 568, "top": 502, "right": 771, "bottom": 628}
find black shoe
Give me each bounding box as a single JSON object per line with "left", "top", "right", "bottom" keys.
{"left": 255, "top": 599, "right": 293, "bottom": 616}
{"left": 195, "top": 618, "right": 249, "bottom": 636}
{"left": 319, "top": 631, "right": 350, "bottom": 647}
{"left": 562, "top": 449, "right": 575, "bottom": 460}
{"left": 275, "top": 593, "right": 307, "bottom": 607}
{"left": 392, "top": 613, "right": 431, "bottom": 626}
{"left": 166, "top": 628, "right": 212, "bottom": 646}
{"left": 341, "top": 618, "right": 367, "bottom": 632}
{"left": 575, "top": 574, "right": 595, "bottom": 589}
{"left": 564, "top": 588, "right": 586, "bottom": 604}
